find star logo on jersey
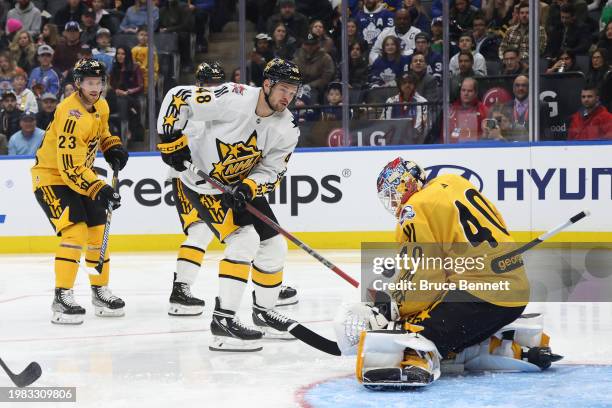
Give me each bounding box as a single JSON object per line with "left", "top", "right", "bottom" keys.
{"left": 211, "top": 132, "right": 262, "bottom": 185}
{"left": 232, "top": 83, "right": 245, "bottom": 95}
{"left": 68, "top": 109, "right": 82, "bottom": 119}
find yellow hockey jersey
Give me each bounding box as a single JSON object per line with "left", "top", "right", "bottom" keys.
{"left": 394, "top": 174, "right": 529, "bottom": 317}
{"left": 31, "top": 93, "right": 122, "bottom": 199}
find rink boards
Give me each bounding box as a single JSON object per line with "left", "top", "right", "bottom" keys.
{"left": 1, "top": 141, "right": 611, "bottom": 253}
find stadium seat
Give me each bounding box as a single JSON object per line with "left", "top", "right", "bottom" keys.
{"left": 364, "top": 87, "right": 397, "bottom": 104}
{"left": 154, "top": 33, "right": 179, "bottom": 53}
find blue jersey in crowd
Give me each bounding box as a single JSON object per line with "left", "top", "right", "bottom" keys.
{"left": 354, "top": 5, "right": 395, "bottom": 45}
{"left": 27, "top": 66, "right": 60, "bottom": 96}
{"left": 369, "top": 55, "right": 411, "bottom": 86}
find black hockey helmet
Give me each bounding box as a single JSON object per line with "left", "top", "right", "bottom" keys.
{"left": 73, "top": 58, "right": 106, "bottom": 84}
{"left": 195, "top": 61, "right": 225, "bottom": 86}
{"left": 263, "top": 58, "right": 302, "bottom": 87}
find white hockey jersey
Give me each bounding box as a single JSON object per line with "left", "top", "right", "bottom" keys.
{"left": 157, "top": 82, "right": 300, "bottom": 196}
{"left": 368, "top": 26, "right": 422, "bottom": 65}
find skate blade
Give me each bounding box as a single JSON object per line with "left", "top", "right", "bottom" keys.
{"left": 209, "top": 336, "right": 262, "bottom": 352}
{"left": 275, "top": 297, "right": 299, "bottom": 307}
{"left": 168, "top": 303, "right": 204, "bottom": 316}
{"left": 259, "top": 326, "right": 297, "bottom": 341}
{"left": 363, "top": 381, "right": 431, "bottom": 390}
{"left": 94, "top": 306, "right": 125, "bottom": 317}
{"left": 51, "top": 312, "right": 84, "bottom": 325}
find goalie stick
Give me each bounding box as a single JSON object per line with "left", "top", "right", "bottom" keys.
{"left": 0, "top": 358, "right": 42, "bottom": 387}
{"left": 288, "top": 210, "right": 590, "bottom": 355}
{"left": 184, "top": 161, "right": 359, "bottom": 288}
{"left": 95, "top": 163, "right": 120, "bottom": 274}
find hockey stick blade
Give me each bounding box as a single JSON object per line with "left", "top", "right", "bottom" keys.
{"left": 0, "top": 359, "right": 42, "bottom": 388}
{"left": 491, "top": 210, "right": 590, "bottom": 274}
{"left": 289, "top": 323, "right": 342, "bottom": 356}
{"left": 184, "top": 161, "right": 359, "bottom": 288}
{"left": 95, "top": 164, "right": 120, "bottom": 273}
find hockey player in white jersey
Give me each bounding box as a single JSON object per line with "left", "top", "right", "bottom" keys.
{"left": 157, "top": 58, "right": 301, "bottom": 351}
{"left": 166, "top": 61, "right": 299, "bottom": 317}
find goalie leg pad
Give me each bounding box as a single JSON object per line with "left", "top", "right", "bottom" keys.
{"left": 356, "top": 330, "right": 441, "bottom": 389}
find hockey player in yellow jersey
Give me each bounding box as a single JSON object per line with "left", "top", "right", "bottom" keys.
{"left": 31, "top": 58, "right": 129, "bottom": 324}
{"left": 335, "top": 157, "right": 561, "bottom": 390}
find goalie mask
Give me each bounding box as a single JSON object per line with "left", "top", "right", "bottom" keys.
{"left": 377, "top": 157, "right": 426, "bottom": 216}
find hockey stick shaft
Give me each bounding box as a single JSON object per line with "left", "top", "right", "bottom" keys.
{"left": 491, "top": 210, "right": 590, "bottom": 272}
{"left": 95, "top": 164, "right": 120, "bottom": 274}
{"left": 184, "top": 161, "right": 359, "bottom": 288}
{"left": 0, "top": 358, "right": 42, "bottom": 388}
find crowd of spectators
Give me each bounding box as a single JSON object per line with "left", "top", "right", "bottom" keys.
{"left": 243, "top": 0, "right": 612, "bottom": 142}
{"left": 1, "top": 0, "right": 611, "bottom": 154}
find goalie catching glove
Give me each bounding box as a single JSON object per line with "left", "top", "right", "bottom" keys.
{"left": 157, "top": 131, "right": 191, "bottom": 172}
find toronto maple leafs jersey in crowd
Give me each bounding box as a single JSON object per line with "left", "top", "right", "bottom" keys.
{"left": 157, "top": 82, "right": 299, "bottom": 196}
{"left": 354, "top": 4, "right": 395, "bottom": 45}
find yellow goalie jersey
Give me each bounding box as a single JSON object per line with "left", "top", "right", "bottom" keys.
{"left": 31, "top": 93, "right": 122, "bottom": 198}
{"left": 394, "top": 174, "right": 529, "bottom": 318}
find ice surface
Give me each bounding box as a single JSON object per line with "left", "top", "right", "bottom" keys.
{"left": 1, "top": 250, "right": 611, "bottom": 408}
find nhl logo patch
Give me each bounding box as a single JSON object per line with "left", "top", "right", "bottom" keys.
{"left": 400, "top": 205, "right": 416, "bottom": 223}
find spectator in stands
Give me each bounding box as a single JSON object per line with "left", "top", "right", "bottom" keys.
{"left": 230, "top": 67, "right": 241, "bottom": 83}
{"left": 586, "top": 48, "right": 611, "bottom": 89}
{"left": 267, "top": 0, "right": 309, "bottom": 45}
{"left": 7, "top": 110, "right": 43, "bottom": 155}
{"left": 248, "top": 33, "right": 274, "bottom": 87}
{"left": 413, "top": 32, "right": 442, "bottom": 82}
{"left": 271, "top": 22, "right": 297, "bottom": 60}
{"left": 347, "top": 41, "right": 369, "bottom": 89}
{"left": 0, "top": 52, "right": 24, "bottom": 92}
{"left": 28, "top": 44, "right": 60, "bottom": 97}
{"left": 12, "top": 72, "right": 37, "bottom": 113}
{"left": 6, "top": 0, "right": 41, "bottom": 37}
{"left": 547, "top": 4, "right": 591, "bottom": 57}
{"left": 598, "top": 21, "right": 612, "bottom": 56}
{"left": 601, "top": 1, "right": 612, "bottom": 28}
{"left": 36, "top": 92, "right": 57, "bottom": 130}
{"left": 293, "top": 32, "right": 335, "bottom": 101}
{"left": 321, "top": 82, "right": 343, "bottom": 121}
{"left": 369, "top": 35, "right": 411, "bottom": 87}
{"left": 80, "top": 8, "right": 101, "bottom": 48}
{"left": 401, "top": 0, "right": 431, "bottom": 34}
{"left": 450, "top": 31, "right": 487, "bottom": 76}
{"left": 9, "top": 30, "right": 36, "bottom": 73}
{"left": 369, "top": 8, "right": 421, "bottom": 65}
{"left": 409, "top": 51, "right": 439, "bottom": 101}
{"left": 295, "top": 0, "right": 334, "bottom": 29}
{"left": 547, "top": 0, "right": 589, "bottom": 35}
{"left": 160, "top": 0, "right": 194, "bottom": 71}
{"left": 499, "top": 2, "right": 547, "bottom": 61}
{"left": 450, "top": 50, "right": 481, "bottom": 100}
{"left": 430, "top": 17, "right": 444, "bottom": 54}
{"left": 92, "top": 28, "right": 115, "bottom": 74}
{"left": 1, "top": 19, "right": 24, "bottom": 51}
{"left": 310, "top": 19, "right": 336, "bottom": 59}
{"left": 92, "top": 0, "right": 120, "bottom": 35}
{"left": 483, "top": 0, "right": 514, "bottom": 32}
{"left": 568, "top": 86, "right": 612, "bottom": 139}
{"left": 188, "top": 0, "right": 215, "bottom": 53}
{"left": 55, "top": 0, "right": 87, "bottom": 33}
{"left": 131, "top": 25, "right": 159, "bottom": 89}
{"left": 0, "top": 91, "right": 23, "bottom": 145}
{"left": 502, "top": 74, "right": 529, "bottom": 140}
{"left": 448, "top": 77, "right": 487, "bottom": 142}
{"left": 450, "top": 0, "right": 479, "bottom": 30}
{"left": 109, "top": 46, "right": 144, "bottom": 141}
{"left": 334, "top": 18, "right": 366, "bottom": 55}
{"left": 37, "top": 23, "right": 60, "bottom": 49}
{"left": 55, "top": 22, "right": 83, "bottom": 78}
{"left": 501, "top": 47, "right": 527, "bottom": 75}
{"left": 546, "top": 49, "right": 583, "bottom": 73}
{"left": 120, "top": 0, "right": 159, "bottom": 33}
{"left": 482, "top": 104, "right": 514, "bottom": 141}
{"left": 382, "top": 71, "right": 427, "bottom": 136}
{"left": 472, "top": 14, "right": 500, "bottom": 62}
{"left": 354, "top": 0, "right": 395, "bottom": 46}
{"left": 60, "top": 82, "right": 76, "bottom": 101}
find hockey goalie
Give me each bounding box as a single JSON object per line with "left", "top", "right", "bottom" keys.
{"left": 335, "top": 157, "right": 562, "bottom": 390}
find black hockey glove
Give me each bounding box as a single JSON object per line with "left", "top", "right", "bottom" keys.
{"left": 222, "top": 182, "right": 254, "bottom": 214}
{"left": 96, "top": 184, "right": 121, "bottom": 210}
{"left": 103, "top": 145, "right": 129, "bottom": 170}
{"left": 157, "top": 131, "right": 191, "bottom": 172}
